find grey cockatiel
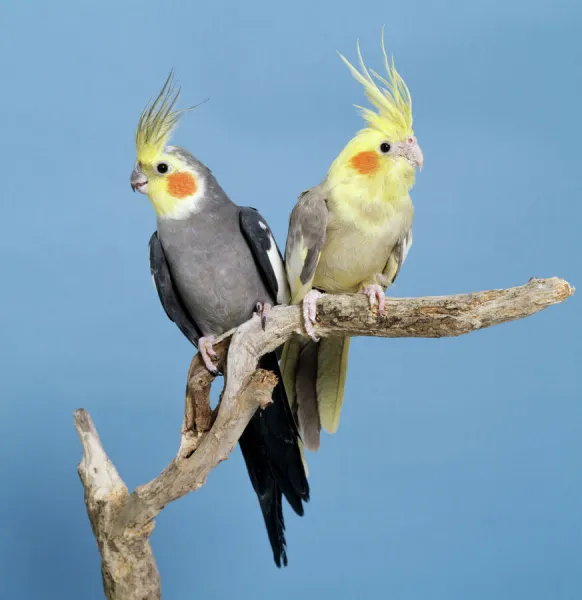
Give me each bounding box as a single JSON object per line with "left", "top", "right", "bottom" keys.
{"left": 281, "top": 38, "right": 422, "bottom": 453}
{"left": 130, "top": 74, "right": 309, "bottom": 567}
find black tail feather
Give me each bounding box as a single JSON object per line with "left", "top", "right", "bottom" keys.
{"left": 238, "top": 351, "right": 309, "bottom": 567}
{"left": 239, "top": 414, "right": 288, "bottom": 567}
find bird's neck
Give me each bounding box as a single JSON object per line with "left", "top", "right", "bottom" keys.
{"left": 325, "top": 164, "right": 412, "bottom": 226}
{"left": 153, "top": 174, "right": 234, "bottom": 221}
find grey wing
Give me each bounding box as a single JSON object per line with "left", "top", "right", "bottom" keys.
{"left": 239, "top": 207, "right": 290, "bottom": 305}
{"left": 284, "top": 184, "right": 329, "bottom": 303}
{"left": 379, "top": 228, "right": 413, "bottom": 288}
{"left": 149, "top": 231, "right": 202, "bottom": 347}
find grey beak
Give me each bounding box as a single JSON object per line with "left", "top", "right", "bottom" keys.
{"left": 130, "top": 164, "right": 148, "bottom": 194}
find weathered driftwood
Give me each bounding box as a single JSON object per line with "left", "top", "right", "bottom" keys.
{"left": 74, "top": 277, "right": 573, "bottom": 600}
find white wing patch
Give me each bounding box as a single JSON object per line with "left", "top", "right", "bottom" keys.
{"left": 258, "top": 221, "right": 268, "bottom": 230}
{"left": 266, "top": 233, "right": 290, "bottom": 304}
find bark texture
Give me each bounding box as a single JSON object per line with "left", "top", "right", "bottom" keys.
{"left": 74, "top": 277, "right": 573, "bottom": 600}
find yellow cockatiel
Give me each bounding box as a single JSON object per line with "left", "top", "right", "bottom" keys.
{"left": 281, "top": 35, "right": 423, "bottom": 451}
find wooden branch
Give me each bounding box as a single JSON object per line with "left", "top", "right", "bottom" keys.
{"left": 74, "top": 410, "right": 160, "bottom": 600}
{"left": 75, "top": 277, "right": 573, "bottom": 600}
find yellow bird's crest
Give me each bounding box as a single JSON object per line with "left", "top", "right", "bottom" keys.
{"left": 338, "top": 31, "right": 414, "bottom": 142}
{"left": 135, "top": 72, "right": 197, "bottom": 165}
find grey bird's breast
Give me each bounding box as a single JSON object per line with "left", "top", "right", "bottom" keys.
{"left": 157, "top": 205, "right": 273, "bottom": 338}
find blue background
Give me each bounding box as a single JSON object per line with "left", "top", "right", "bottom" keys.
{"left": 1, "top": 1, "right": 580, "bottom": 598}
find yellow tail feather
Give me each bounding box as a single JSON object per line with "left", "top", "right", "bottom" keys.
{"left": 316, "top": 336, "right": 351, "bottom": 433}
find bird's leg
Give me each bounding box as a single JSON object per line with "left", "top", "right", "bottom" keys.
{"left": 375, "top": 273, "right": 392, "bottom": 288}
{"left": 198, "top": 335, "right": 219, "bottom": 374}
{"left": 255, "top": 302, "right": 272, "bottom": 331}
{"left": 302, "top": 289, "right": 323, "bottom": 342}
{"left": 361, "top": 281, "right": 386, "bottom": 316}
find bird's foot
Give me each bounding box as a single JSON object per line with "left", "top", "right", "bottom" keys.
{"left": 255, "top": 302, "right": 272, "bottom": 331}
{"left": 302, "top": 290, "right": 323, "bottom": 342}
{"left": 362, "top": 283, "right": 386, "bottom": 316}
{"left": 198, "top": 335, "right": 219, "bottom": 374}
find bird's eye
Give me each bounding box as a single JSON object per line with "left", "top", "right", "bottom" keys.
{"left": 156, "top": 163, "right": 169, "bottom": 174}
{"left": 379, "top": 142, "right": 391, "bottom": 154}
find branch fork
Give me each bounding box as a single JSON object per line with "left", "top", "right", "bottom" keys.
{"left": 75, "top": 277, "right": 573, "bottom": 600}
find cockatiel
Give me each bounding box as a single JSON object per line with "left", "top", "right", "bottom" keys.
{"left": 130, "top": 74, "right": 309, "bottom": 567}
{"left": 281, "top": 36, "right": 423, "bottom": 451}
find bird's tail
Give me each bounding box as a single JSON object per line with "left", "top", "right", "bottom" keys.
{"left": 238, "top": 351, "right": 309, "bottom": 567}
{"left": 281, "top": 336, "right": 351, "bottom": 451}
{"left": 317, "top": 336, "right": 351, "bottom": 433}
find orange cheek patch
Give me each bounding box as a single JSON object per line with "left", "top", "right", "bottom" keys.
{"left": 167, "top": 172, "right": 197, "bottom": 198}
{"left": 350, "top": 151, "right": 380, "bottom": 175}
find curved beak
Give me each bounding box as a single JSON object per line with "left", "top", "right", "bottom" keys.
{"left": 130, "top": 164, "right": 148, "bottom": 194}
{"left": 405, "top": 136, "right": 424, "bottom": 172}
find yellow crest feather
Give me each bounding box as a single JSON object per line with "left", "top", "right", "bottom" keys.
{"left": 135, "top": 72, "right": 204, "bottom": 164}
{"left": 338, "top": 30, "right": 414, "bottom": 141}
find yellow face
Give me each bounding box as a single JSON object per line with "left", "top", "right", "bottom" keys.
{"left": 130, "top": 150, "right": 201, "bottom": 217}
{"left": 328, "top": 128, "right": 423, "bottom": 198}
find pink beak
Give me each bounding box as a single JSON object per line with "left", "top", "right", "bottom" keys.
{"left": 405, "top": 136, "right": 424, "bottom": 171}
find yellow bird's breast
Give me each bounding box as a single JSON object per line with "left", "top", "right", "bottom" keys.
{"left": 313, "top": 191, "right": 413, "bottom": 294}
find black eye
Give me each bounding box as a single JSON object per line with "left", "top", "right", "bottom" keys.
{"left": 380, "top": 142, "right": 391, "bottom": 154}
{"left": 156, "top": 163, "right": 168, "bottom": 174}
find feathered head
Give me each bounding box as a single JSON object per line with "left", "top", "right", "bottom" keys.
{"left": 338, "top": 31, "right": 414, "bottom": 142}
{"left": 131, "top": 74, "right": 211, "bottom": 217}
{"left": 135, "top": 72, "right": 191, "bottom": 165}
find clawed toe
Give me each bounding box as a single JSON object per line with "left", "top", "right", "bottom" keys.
{"left": 255, "top": 302, "right": 272, "bottom": 331}
{"left": 302, "top": 290, "right": 323, "bottom": 342}
{"left": 199, "top": 336, "right": 219, "bottom": 373}
{"left": 362, "top": 284, "right": 386, "bottom": 316}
